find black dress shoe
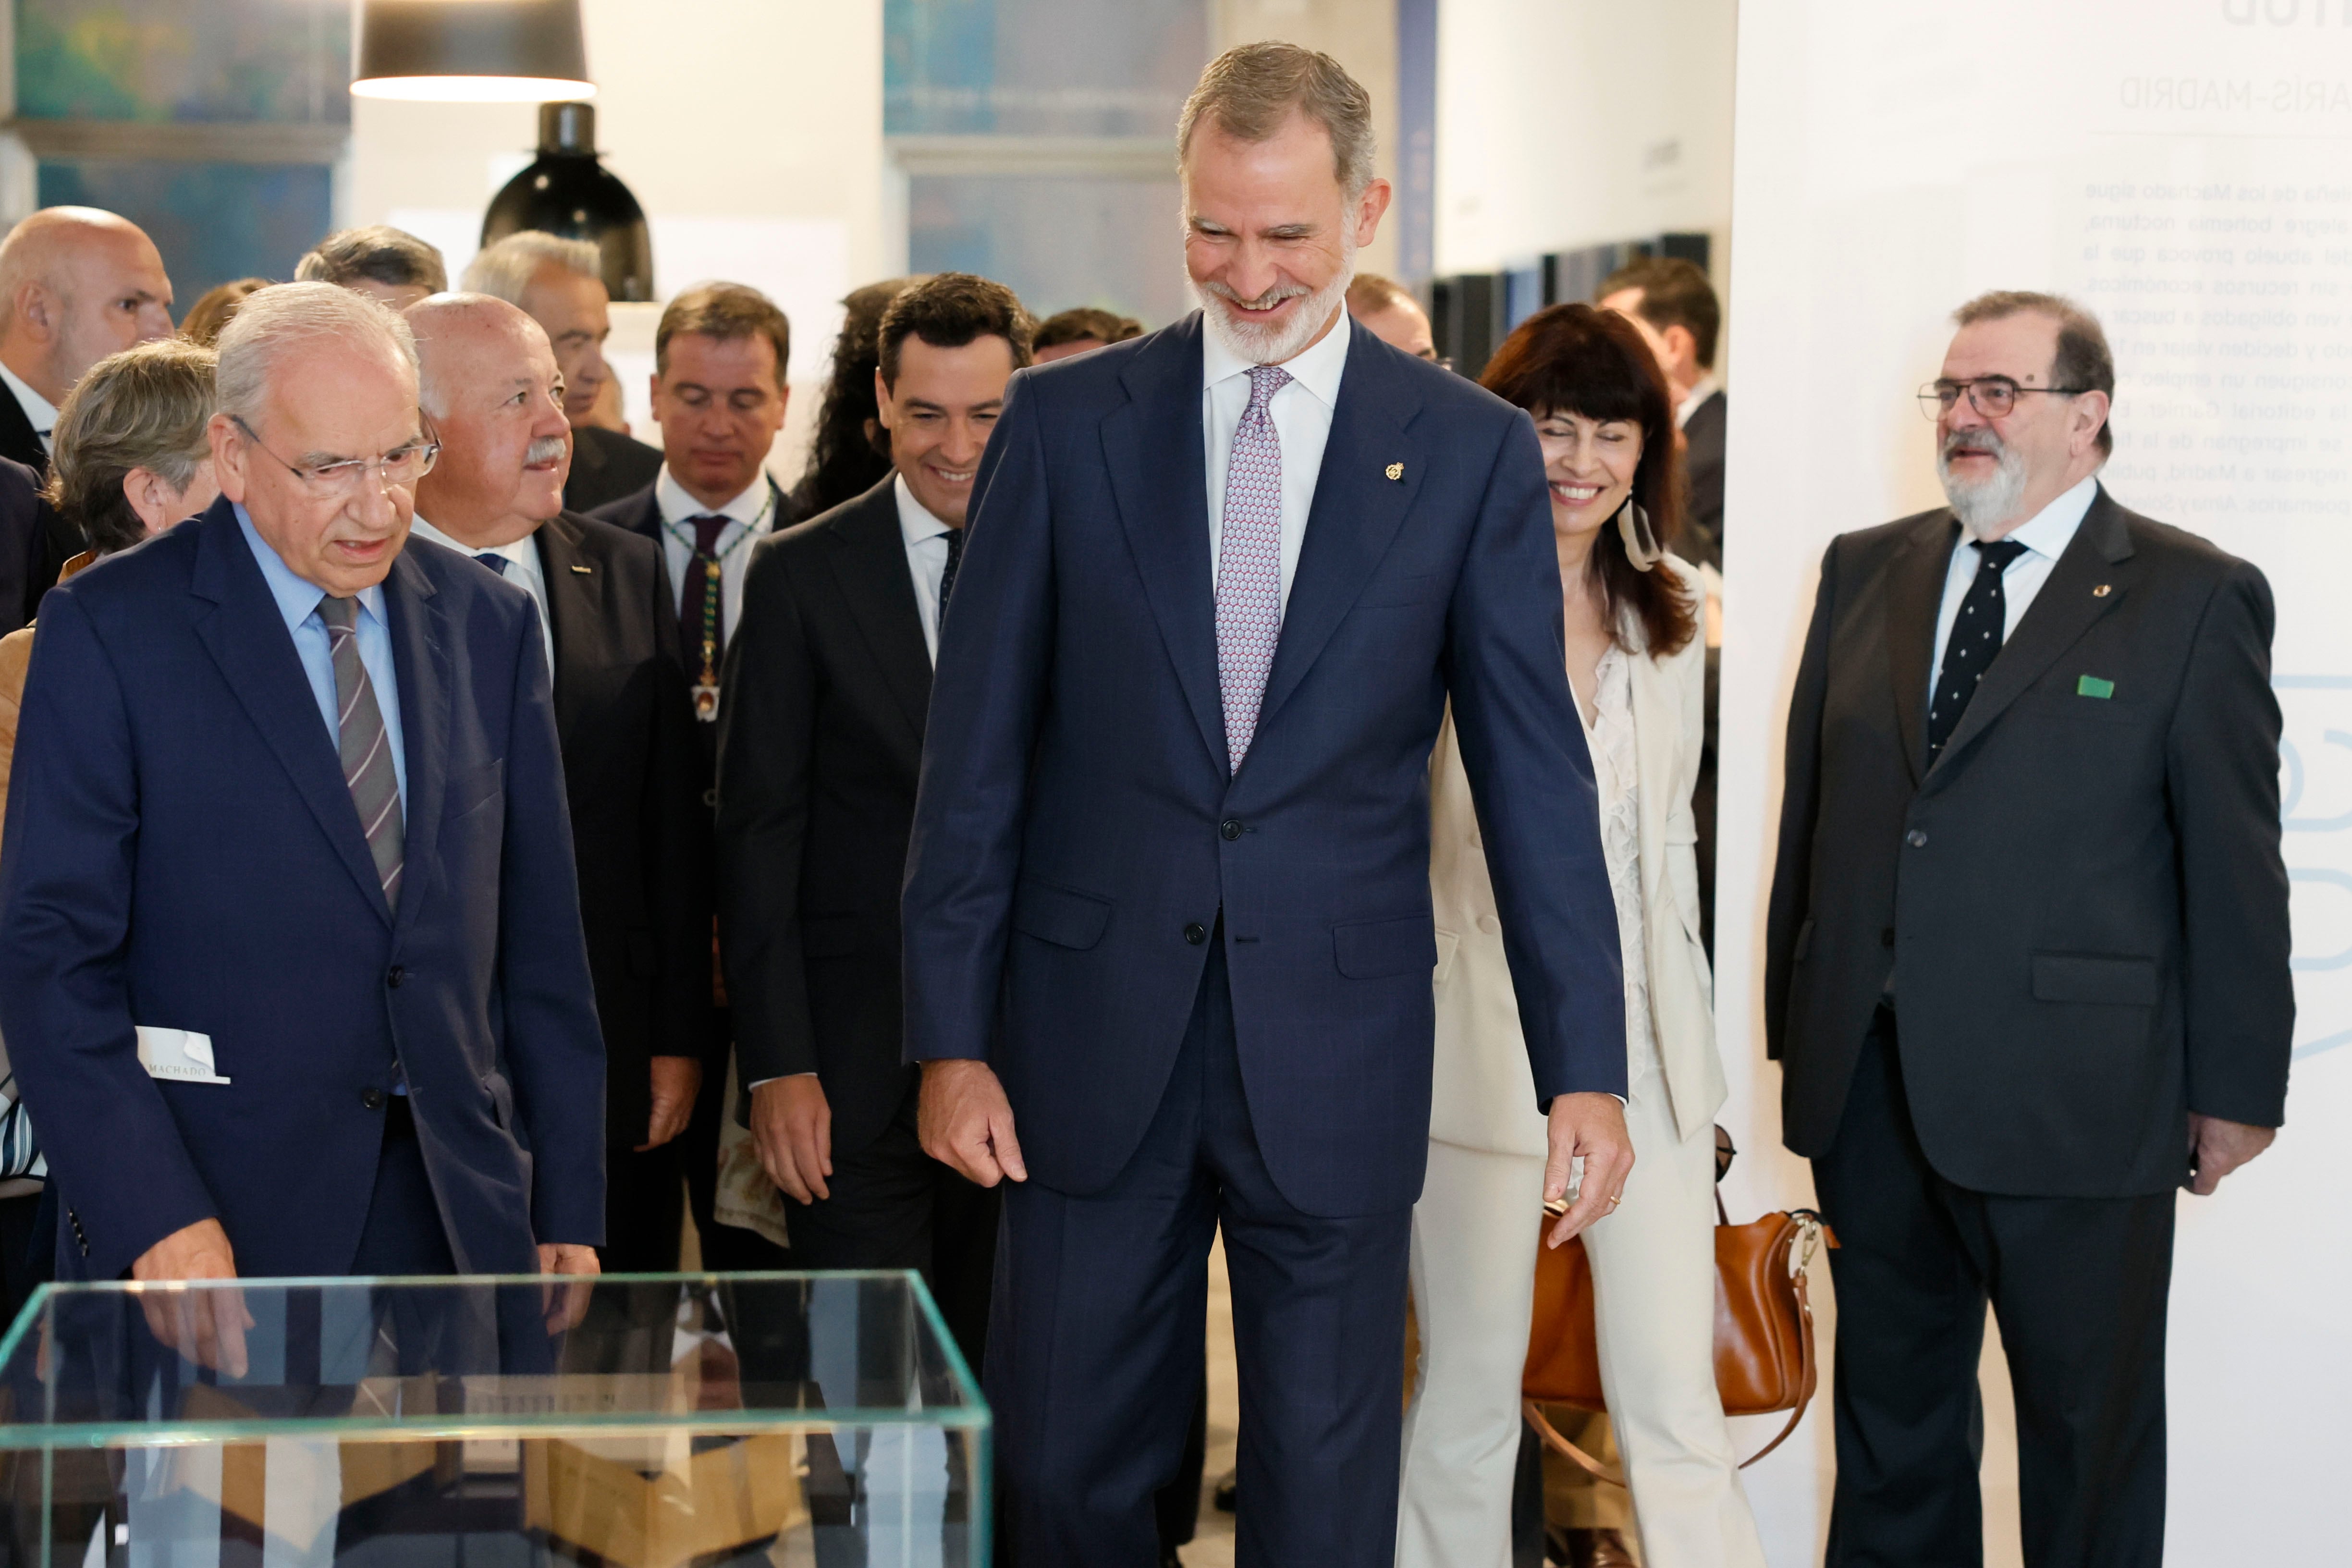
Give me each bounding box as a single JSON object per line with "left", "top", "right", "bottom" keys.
{"left": 1212, "top": 1467, "right": 1237, "bottom": 1512}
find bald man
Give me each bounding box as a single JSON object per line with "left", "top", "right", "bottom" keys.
{"left": 1346, "top": 272, "right": 1437, "bottom": 360}
{"left": 0, "top": 207, "right": 174, "bottom": 625}
{"left": 404, "top": 294, "right": 712, "bottom": 1274}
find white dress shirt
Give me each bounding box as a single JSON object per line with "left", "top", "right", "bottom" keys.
{"left": 654, "top": 466, "right": 779, "bottom": 648}
{"left": 894, "top": 474, "right": 956, "bottom": 666}
{"left": 0, "top": 362, "right": 58, "bottom": 454}
{"left": 1927, "top": 473, "right": 2099, "bottom": 707}
{"left": 1201, "top": 308, "right": 1352, "bottom": 610}
{"left": 406, "top": 518, "right": 555, "bottom": 670}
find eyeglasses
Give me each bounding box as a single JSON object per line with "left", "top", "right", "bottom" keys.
{"left": 1917, "top": 377, "right": 2091, "bottom": 420}
{"left": 232, "top": 416, "right": 439, "bottom": 497}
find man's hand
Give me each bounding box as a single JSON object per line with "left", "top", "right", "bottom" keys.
{"left": 2185, "top": 1113, "right": 2277, "bottom": 1196}
{"left": 638, "top": 1055, "right": 703, "bottom": 1151}
{"left": 1543, "top": 1092, "right": 1633, "bottom": 1248}
{"left": 537, "top": 1242, "right": 600, "bottom": 1332}
{"left": 131, "top": 1218, "right": 251, "bottom": 1376}
{"left": 918, "top": 1060, "right": 1027, "bottom": 1188}
{"left": 751, "top": 1074, "right": 833, "bottom": 1203}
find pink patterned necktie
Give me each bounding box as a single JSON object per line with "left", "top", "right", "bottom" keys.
{"left": 1215, "top": 363, "right": 1291, "bottom": 773}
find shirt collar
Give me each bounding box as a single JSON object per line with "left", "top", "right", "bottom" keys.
{"left": 894, "top": 473, "right": 952, "bottom": 546}
{"left": 407, "top": 514, "right": 541, "bottom": 574}
{"left": 1200, "top": 301, "right": 1352, "bottom": 410}
{"left": 1674, "top": 376, "right": 1720, "bottom": 430}
{"left": 2000, "top": 473, "right": 2101, "bottom": 563}
{"left": 234, "top": 503, "right": 389, "bottom": 635}
{"left": 0, "top": 360, "right": 58, "bottom": 437}
{"left": 656, "top": 466, "right": 775, "bottom": 529}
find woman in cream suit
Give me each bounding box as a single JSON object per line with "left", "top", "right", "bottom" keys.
{"left": 1397, "top": 304, "right": 1765, "bottom": 1568}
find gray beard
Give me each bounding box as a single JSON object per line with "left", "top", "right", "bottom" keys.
{"left": 1938, "top": 439, "right": 2029, "bottom": 540}
{"left": 1193, "top": 246, "right": 1356, "bottom": 366}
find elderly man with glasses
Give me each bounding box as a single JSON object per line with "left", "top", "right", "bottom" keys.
{"left": 1764, "top": 291, "right": 2291, "bottom": 1566}
{"left": 0, "top": 282, "right": 605, "bottom": 1337}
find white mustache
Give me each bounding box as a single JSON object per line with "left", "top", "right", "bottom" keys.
{"left": 1204, "top": 278, "right": 1310, "bottom": 312}
{"left": 526, "top": 436, "right": 569, "bottom": 466}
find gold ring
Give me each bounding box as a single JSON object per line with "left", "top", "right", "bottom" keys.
{"left": 1606, "top": 1195, "right": 1621, "bottom": 1206}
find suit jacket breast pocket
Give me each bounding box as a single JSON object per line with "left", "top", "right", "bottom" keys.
{"left": 1353, "top": 572, "right": 1449, "bottom": 611}
{"left": 446, "top": 759, "right": 505, "bottom": 820}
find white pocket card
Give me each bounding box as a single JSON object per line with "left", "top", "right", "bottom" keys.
{"left": 135, "top": 1028, "right": 231, "bottom": 1085}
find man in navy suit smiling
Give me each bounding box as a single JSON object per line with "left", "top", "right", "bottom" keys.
{"left": 0, "top": 283, "right": 605, "bottom": 1345}
{"left": 902, "top": 44, "right": 1629, "bottom": 1566}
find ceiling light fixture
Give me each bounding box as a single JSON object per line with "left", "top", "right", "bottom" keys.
{"left": 351, "top": 0, "right": 595, "bottom": 104}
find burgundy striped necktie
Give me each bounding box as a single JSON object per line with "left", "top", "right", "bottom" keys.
{"left": 318, "top": 595, "right": 404, "bottom": 909}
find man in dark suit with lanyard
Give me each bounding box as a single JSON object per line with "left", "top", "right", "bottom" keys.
{"left": 406, "top": 294, "right": 712, "bottom": 1275}
{"left": 589, "top": 282, "right": 793, "bottom": 1269}
{"left": 1766, "top": 291, "right": 2293, "bottom": 1566}
{"left": 0, "top": 207, "right": 176, "bottom": 628}
{"left": 903, "top": 45, "right": 1631, "bottom": 1565}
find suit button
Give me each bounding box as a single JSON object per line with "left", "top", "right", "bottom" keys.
{"left": 1905, "top": 830, "right": 1928, "bottom": 848}
{"left": 1881, "top": 928, "right": 1896, "bottom": 948}
{"left": 361, "top": 1088, "right": 386, "bottom": 1110}
{"left": 386, "top": 966, "right": 406, "bottom": 988}
{"left": 1219, "top": 820, "right": 1244, "bottom": 842}
{"left": 1183, "top": 923, "right": 1207, "bottom": 945}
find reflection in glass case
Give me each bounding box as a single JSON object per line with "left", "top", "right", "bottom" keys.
{"left": 0, "top": 1272, "right": 987, "bottom": 1568}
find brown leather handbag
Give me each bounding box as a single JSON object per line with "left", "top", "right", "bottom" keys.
{"left": 1520, "top": 1201, "right": 1834, "bottom": 1485}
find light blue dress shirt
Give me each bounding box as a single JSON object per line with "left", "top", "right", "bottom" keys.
{"left": 235, "top": 505, "right": 407, "bottom": 818}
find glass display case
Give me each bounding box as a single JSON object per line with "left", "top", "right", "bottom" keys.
{"left": 0, "top": 1272, "right": 988, "bottom": 1568}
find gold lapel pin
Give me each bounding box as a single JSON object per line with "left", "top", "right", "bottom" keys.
{"left": 1385, "top": 462, "right": 1404, "bottom": 481}
{"left": 570, "top": 564, "right": 593, "bottom": 575}
{"left": 2092, "top": 584, "right": 2111, "bottom": 597}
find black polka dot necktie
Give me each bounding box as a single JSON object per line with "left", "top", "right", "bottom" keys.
{"left": 938, "top": 524, "right": 964, "bottom": 614}
{"left": 1927, "top": 539, "right": 2028, "bottom": 759}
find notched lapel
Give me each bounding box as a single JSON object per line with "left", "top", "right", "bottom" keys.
{"left": 1102, "top": 323, "right": 1226, "bottom": 772}
{"left": 1255, "top": 327, "right": 1422, "bottom": 738}
{"left": 384, "top": 547, "right": 453, "bottom": 936}
{"left": 1926, "top": 490, "right": 2134, "bottom": 784}
{"left": 187, "top": 509, "right": 392, "bottom": 925}
{"left": 1883, "top": 514, "right": 1954, "bottom": 786}
{"left": 533, "top": 514, "right": 605, "bottom": 731}
{"left": 826, "top": 487, "right": 934, "bottom": 752}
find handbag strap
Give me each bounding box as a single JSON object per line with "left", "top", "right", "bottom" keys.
{"left": 1523, "top": 1211, "right": 1830, "bottom": 1487}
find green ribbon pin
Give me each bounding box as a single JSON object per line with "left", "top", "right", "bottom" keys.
{"left": 2077, "top": 675, "right": 2115, "bottom": 699}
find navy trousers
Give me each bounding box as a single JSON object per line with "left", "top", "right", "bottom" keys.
{"left": 987, "top": 937, "right": 1412, "bottom": 1567}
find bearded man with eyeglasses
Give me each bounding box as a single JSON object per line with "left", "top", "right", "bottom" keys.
{"left": 1764, "top": 290, "right": 2292, "bottom": 1565}
{"left": 0, "top": 282, "right": 607, "bottom": 1326}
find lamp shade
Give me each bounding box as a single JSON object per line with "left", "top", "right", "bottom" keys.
{"left": 352, "top": 0, "right": 595, "bottom": 102}
{"left": 482, "top": 103, "right": 654, "bottom": 302}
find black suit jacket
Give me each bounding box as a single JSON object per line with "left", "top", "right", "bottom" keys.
{"left": 1764, "top": 486, "right": 2292, "bottom": 1197}
{"left": 713, "top": 477, "right": 930, "bottom": 1157}
{"left": 1678, "top": 388, "right": 1725, "bottom": 571}
{"left": 526, "top": 511, "right": 713, "bottom": 1147}
{"left": 565, "top": 424, "right": 666, "bottom": 517}
{"left": 0, "top": 390, "right": 78, "bottom": 631}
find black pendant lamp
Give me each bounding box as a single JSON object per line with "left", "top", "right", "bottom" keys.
{"left": 351, "top": 0, "right": 595, "bottom": 103}
{"left": 482, "top": 103, "right": 655, "bottom": 303}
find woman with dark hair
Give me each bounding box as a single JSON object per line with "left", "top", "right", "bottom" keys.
{"left": 786, "top": 275, "right": 926, "bottom": 521}
{"left": 1397, "top": 305, "right": 1764, "bottom": 1568}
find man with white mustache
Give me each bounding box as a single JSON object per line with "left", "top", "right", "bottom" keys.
{"left": 1766, "top": 291, "right": 2291, "bottom": 1564}
{"left": 900, "top": 42, "right": 1629, "bottom": 1566}
{"left": 406, "top": 293, "right": 713, "bottom": 1279}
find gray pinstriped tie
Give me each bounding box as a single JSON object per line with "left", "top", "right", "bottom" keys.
{"left": 318, "top": 595, "right": 404, "bottom": 909}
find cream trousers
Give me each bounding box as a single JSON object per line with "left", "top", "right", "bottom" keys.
{"left": 1396, "top": 1065, "right": 1767, "bottom": 1568}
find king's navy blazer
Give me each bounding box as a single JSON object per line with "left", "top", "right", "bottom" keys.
{"left": 0, "top": 498, "right": 607, "bottom": 1279}
{"left": 901, "top": 313, "right": 1626, "bottom": 1219}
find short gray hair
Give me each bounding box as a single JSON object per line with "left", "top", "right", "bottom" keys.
{"left": 214, "top": 282, "right": 419, "bottom": 428}
{"left": 462, "top": 231, "right": 601, "bottom": 307}
{"left": 294, "top": 225, "right": 447, "bottom": 294}
{"left": 1178, "top": 42, "right": 1376, "bottom": 199}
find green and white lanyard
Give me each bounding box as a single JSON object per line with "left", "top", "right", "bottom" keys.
{"left": 665, "top": 485, "right": 775, "bottom": 721}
